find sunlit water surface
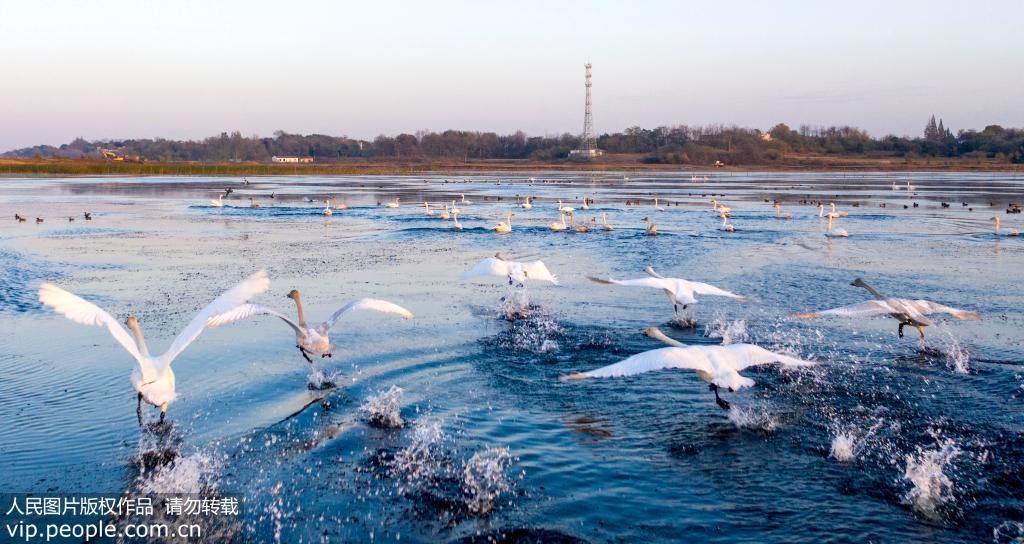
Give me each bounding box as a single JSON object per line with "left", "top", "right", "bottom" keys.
{"left": 1, "top": 172, "right": 1022, "bottom": 543}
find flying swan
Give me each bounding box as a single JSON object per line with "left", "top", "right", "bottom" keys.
{"left": 461, "top": 253, "right": 559, "bottom": 286}
{"left": 561, "top": 327, "right": 816, "bottom": 409}
{"left": 208, "top": 289, "right": 413, "bottom": 363}
{"left": 589, "top": 266, "right": 752, "bottom": 315}
{"left": 794, "top": 278, "right": 981, "bottom": 339}
{"left": 38, "top": 270, "right": 270, "bottom": 423}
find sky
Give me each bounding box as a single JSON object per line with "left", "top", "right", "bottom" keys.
{"left": 2, "top": 0, "right": 1022, "bottom": 151}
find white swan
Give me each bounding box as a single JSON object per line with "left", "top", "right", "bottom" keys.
{"left": 643, "top": 216, "right": 657, "bottom": 236}
{"left": 600, "top": 211, "right": 614, "bottom": 231}
{"left": 385, "top": 197, "right": 401, "bottom": 208}
{"left": 561, "top": 327, "right": 816, "bottom": 409}
{"left": 452, "top": 211, "right": 464, "bottom": 230}
{"left": 906, "top": 180, "right": 915, "bottom": 192}
{"left": 323, "top": 200, "right": 333, "bottom": 216}
{"left": 493, "top": 212, "right": 513, "bottom": 234}
{"left": 719, "top": 213, "right": 736, "bottom": 232}
{"left": 581, "top": 198, "right": 590, "bottom": 211}
{"left": 829, "top": 202, "right": 849, "bottom": 217}
{"left": 460, "top": 193, "right": 472, "bottom": 205}
{"left": 424, "top": 202, "right": 434, "bottom": 216}
{"left": 450, "top": 200, "right": 461, "bottom": 214}
{"left": 461, "top": 253, "right": 558, "bottom": 285}
{"left": 654, "top": 198, "right": 665, "bottom": 212}
{"left": 991, "top": 216, "right": 1020, "bottom": 237}
{"left": 795, "top": 278, "right": 981, "bottom": 339}
{"left": 557, "top": 200, "right": 575, "bottom": 213}
{"left": 711, "top": 198, "right": 731, "bottom": 216}
{"left": 892, "top": 181, "right": 899, "bottom": 191}
{"left": 439, "top": 204, "right": 451, "bottom": 221}
{"left": 818, "top": 203, "right": 825, "bottom": 218}
{"left": 773, "top": 203, "right": 792, "bottom": 220}
{"left": 208, "top": 290, "right": 412, "bottom": 363}
{"left": 825, "top": 213, "right": 848, "bottom": 237}
{"left": 550, "top": 212, "right": 568, "bottom": 231}
{"left": 590, "top": 266, "right": 752, "bottom": 315}
{"left": 249, "top": 197, "right": 261, "bottom": 208}
{"left": 569, "top": 211, "right": 589, "bottom": 233}
{"left": 38, "top": 270, "right": 270, "bottom": 422}
{"left": 210, "top": 194, "right": 225, "bottom": 207}
{"left": 521, "top": 196, "right": 533, "bottom": 210}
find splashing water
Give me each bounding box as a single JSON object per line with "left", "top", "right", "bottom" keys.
{"left": 727, "top": 405, "right": 778, "bottom": 432}
{"left": 361, "top": 385, "right": 405, "bottom": 428}
{"left": 903, "top": 435, "right": 961, "bottom": 519}
{"left": 830, "top": 432, "right": 857, "bottom": 462}
{"left": 307, "top": 367, "right": 339, "bottom": 389}
{"left": 138, "top": 451, "right": 222, "bottom": 495}
{"left": 932, "top": 324, "right": 970, "bottom": 374}
{"left": 499, "top": 285, "right": 533, "bottom": 320}
{"left": 462, "top": 446, "right": 515, "bottom": 515}
{"left": 993, "top": 521, "right": 1024, "bottom": 544}
{"left": 390, "top": 419, "right": 450, "bottom": 492}
{"left": 704, "top": 316, "right": 748, "bottom": 345}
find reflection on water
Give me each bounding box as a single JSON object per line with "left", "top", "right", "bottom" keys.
{"left": 1, "top": 171, "right": 1023, "bottom": 543}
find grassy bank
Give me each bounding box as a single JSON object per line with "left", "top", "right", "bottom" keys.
{"left": 1, "top": 156, "right": 1021, "bottom": 177}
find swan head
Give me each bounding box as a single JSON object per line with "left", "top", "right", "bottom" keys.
{"left": 286, "top": 289, "right": 301, "bottom": 300}
{"left": 125, "top": 315, "right": 140, "bottom": 330}
{"left": 849, "top": 278, "right": 867, "bottom": 289}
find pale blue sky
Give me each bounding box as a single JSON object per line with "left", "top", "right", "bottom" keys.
{"left": 2, "top": 0, "right": 1021, "bottom": 150}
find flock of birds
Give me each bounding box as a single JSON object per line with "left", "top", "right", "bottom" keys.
{"left": 37, "top": 247, "right": 983, "bottom": 422}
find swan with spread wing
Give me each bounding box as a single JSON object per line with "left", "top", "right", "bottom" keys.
{"left": 461, "top": 253, "right": 559, "bottom": 286}
{"left": 795, "top": 278, "right": 980, "bottom": 339}
{"left": 208, "top": 290, "right": 413, "bottom": 363}
{"left": 38, "top": 270, "right": 270, "bottom": 423}
{"left": 561, "top": 327, "right": 816, "bottom": 409}
{"left": 589, "top": 266, "right": 752, "bottom": 315}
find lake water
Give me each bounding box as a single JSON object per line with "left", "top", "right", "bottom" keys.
{"left": 1, "top": 171, "right": 1022, "bottom": 543}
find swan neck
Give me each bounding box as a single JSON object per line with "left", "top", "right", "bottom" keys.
{"left": 291, "top": 292, "right": 308, "bottom": 327}
{"left": 127, "top": 317, "right": 150, "bottom": 356}
{"left": 856, "top": 281, "right": 885, "bottom": 299}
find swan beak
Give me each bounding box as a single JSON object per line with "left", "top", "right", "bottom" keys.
{"left": 559, "top": 373, "right": 590, "bottom": 381}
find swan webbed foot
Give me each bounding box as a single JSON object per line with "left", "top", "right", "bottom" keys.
{"left": 297, "top": 346, "right": 313, "bottom": 363}
{"left": 321, "top": 353, "right": 331, "bottom": 358}
{"left": 709, "top": 385, "right": 731, "bottom": 410}
{"left": 508, "top": 275, "right": 514, "bottom": 286}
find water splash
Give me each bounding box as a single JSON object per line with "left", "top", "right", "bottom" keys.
{"left": 137, "top": 451, "right": 222, "bottom": 495}
{"left": 727, "top": 405, "right": 778, "bottom": 432}
{"left": 307, "top": 367, "right": 339, "bottom": 389}
{"left": 462, "top": 446, "right": 515, "bottom": 515}
{"left": 932, "top": 324, "right": 970, "bottom": 374}
{"left": 993, "top": 521, "right": 1024, "bottom": 544}
{"left": 390, "top": 418, "right": 450, "bottom": 493}
{"left": 499, "top": 285, "right": 533, "bottom": 321}
{"left": 902, "top": 434, "right": 961, "bottom": 519}
{"left": 361, "top": 385, "right": 405, "bottom": 428}
{"left": 704, "top": 315, "right": 748, "bottom": 345}
{"left": 830, "top": 431, "right": 857, "bottom": 462}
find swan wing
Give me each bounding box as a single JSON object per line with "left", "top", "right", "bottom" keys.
{"left": 728, "top": 344, "right": 817, "bottom": 370}
{"left": 162, "top": 270, "right": 270, "bottom": 364}
{"left": 794, "top": 300, "right": 895, "bottom": 319}
{"left": 38, "top": 283, "right": 142, "bottom": 361}
{"left": 460, "top": 257, "right": 511, "bottom": 280}
{"left": 560, "top": 347, "right": 712, "bottom": 380}
{"left": 685, "top": 280, "right": 747, "bottom": 299}
{"left": 317, "top": 298, "right": 413, "bottom": 333}
{"left": 207, "top": 304, "right": 302, "bottom": 334}
{"left": 589, "top": 276, "right": 670, "bottom": 290}
{"left": 908, "top": 300, "right": 981, "bottom": 321}
{"left": 522, "top": 260, "right": 559, "bottom": 284}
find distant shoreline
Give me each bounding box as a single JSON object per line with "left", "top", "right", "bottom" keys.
{"left": 1, "top": 156, "right": 1021, "bottom": 177}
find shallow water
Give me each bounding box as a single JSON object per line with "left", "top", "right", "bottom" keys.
{"left": 1, "top": 171, "right": 1023, "bottom": 543}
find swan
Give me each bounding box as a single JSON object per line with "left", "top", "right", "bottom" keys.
{"left": 711, "top": 198, "right": 731, "bottom": 216}
{"left": 461, "top": 253, "right": 559, "bottom": 285}
{"left": 581, "top": 198, "right": 590, "bottom": 211}
{"left": 323, "top": 200, "right": 333, "bottom": 216}
{"left": 385, "top": 197, "right": 401, "bottom": 208}
{"left": 600, "top": 212, "right": 614, "bottom": 231}
{"left": 906, "top": 180, "right": 915, "bottom": 192}
{"left": 558, "top": 200, "right": 575, "bottom": 213}
{"left": 570, "top": 212, "right": 589, "bottom": 233}
{"left": 440, "top": 205, "right": 451, "bottom": 221}
{"left": 773, "top": 203, "right": 792, "bottom": 220}
{"left": 550, "top": 212, "right": 568, "bottom": 231}
{"left": 825, "top": 213, "right": 848, "bottom": 237}
{"left": 719, "top": 213, "right": 736, "bottom": 232}
{"left": 450, "top": 200, "right": 461, "bottom": 214}
{"left": 210, "top": 194, "right": 225, "bottom": 207}
{"left": 38, "top": 270, "right": 270, "bottom": 423}
{"left": 521, "top": 196, "right": 533, "bottom": 210}
{"left": 643, "top": 216, "right": 657, "bottom": 236}
{"left": 654, "top": 198, "right": 665, "bottom": 212}
{"left": 424, "top": 202, "right": 434, "bottom": 216}
{"left": 991, "top": 216, "right": 1020, "bottom": 236}
{"left": 892, "top": 182, "right": 899, "bottom": 191}
{"left": 452, "top": 211, "right": 464, "bottom": 230}
{"left": 460, "top": 194, "right": 472, "bottom": 205}
{"left": 818, "top": 203, "right": 825, "bottom": 218}
{"left": 208, "top": 290, "right": 412, "bottom": 363}
{"left": 589, "top": 266, "right": 752, "bottom": 315}
{"left": 829, "top": 202, "right": 849, "bottom": 217}
{"left": 795, "top": 277, "right": 981, "bottom": 339}
{"left": 493, "top": 212, "right": 513, "bottom": 234}
{"left": 560, "top": 326, "right": 816, "bottom": 409}
{"left": 249, "top": 198, "right": 261, "bottom": 208}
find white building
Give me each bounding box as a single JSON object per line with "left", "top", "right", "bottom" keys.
{"left": 271, "top": 156, "right": 314, "bottom": 164}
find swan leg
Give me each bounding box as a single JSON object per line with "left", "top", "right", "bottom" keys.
{"left": 297, "top": 346, "right": 313, "bottom": 363}
{"left": 136, "top": 393, "right": 143, "bottom": 426}
{"left": 898, "top": 322, "right": 906, "bottom": 338}
{"left": 159, "top": 403, "right": 167, "bottom": 424}
{"left": 916, "top": 325, "right": 925, "bottom": 340}
{"left": 709, "top": 384, "right": 731, "bottom": 410}
{"left": 508, "top": 275, "right": 514, "bottom": 286}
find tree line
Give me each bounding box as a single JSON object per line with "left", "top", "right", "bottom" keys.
{"left": 6, "top": 119, "right": 1023, "bottom": 165}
